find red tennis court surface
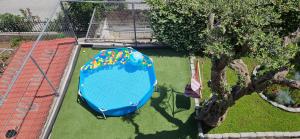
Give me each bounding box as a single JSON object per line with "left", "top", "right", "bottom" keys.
{"left": 0, "top": 38, "right": 75, "bottom": 139}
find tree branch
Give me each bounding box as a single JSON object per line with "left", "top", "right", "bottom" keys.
{"left": 272, "top": 69, "right": 300, "bottom": 89}
{"left": 272, "top": 78, "right": 300, "bottom": 89}
{"left": 211, "top": 56, "right": 230, "bottom": 96}
{"left": 208, "top": 13, "right": 215, "bottom": 30}
{"left": 252, "top": 67, "right": 288, "bottom": 87}
{"left": 231, "top": 66, "right": 299, "bottom": 101}
{"left": 251, "top": 66, "right": 300, "bottom": 91}
{"left": 284, "top": 27, "right": 300, "bottom": 47}
{"left": 229, "top": 59, "right": 251, "bottom": 86}
{"left": 228, "top": 59, "right": 252, "bottom": 101}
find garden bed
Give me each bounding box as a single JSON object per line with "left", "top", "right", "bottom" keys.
{"left": 262, "top": 71, "right": 300, "bottom": 109}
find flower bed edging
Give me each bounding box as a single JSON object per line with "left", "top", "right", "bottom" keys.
{"left": 259, "top": 92, "right": 300, "bottom": 113}
{"left": 204, "top": 131, "right": 300, "bottom": 139}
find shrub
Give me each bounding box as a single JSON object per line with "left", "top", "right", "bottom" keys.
{"left": 0, "top": 13, "right": 31, "bottom": 32}
{"left": 290, "top": 89, "right": 300, "bottom": 107}
{"left": 0, "top": 52, "right": 11, "bottom": 75}
{"left": 263, "top": 84, "right": 280, "bottom": 101}
{"left": 56, "top": 33, "right": 66, "bottom": 38}
{"left": 10, "top": 37, "right": 22, "bottom": 48}
{"left": 275, "top": 90, "right": 294, "bottom": 106}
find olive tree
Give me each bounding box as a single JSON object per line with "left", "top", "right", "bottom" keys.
{"left": 148, "top": 0, "right": 300, "bottom": 127}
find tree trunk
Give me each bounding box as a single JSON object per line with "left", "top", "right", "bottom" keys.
{"left": 198, "top": 95, "right": 231, "bottom": 127}
{"left": 198, "top": 57, "right": 232, "bottom": 127}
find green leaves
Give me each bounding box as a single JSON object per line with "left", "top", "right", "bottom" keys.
{"left": 0, "top": 13, "right": 31, "bottom": 32}
{"left": 148, "top": 0, "right": 299, "bottom": 68}
{"left": 148, "top": 0, "right": 206, "bottom": 52}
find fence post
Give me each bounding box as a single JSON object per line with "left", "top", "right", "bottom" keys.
{"left": 132, "top": 3, "right": 137, "bottom": 47}
{"left": 86, "top": 7, "right": 97, "bottom": 39}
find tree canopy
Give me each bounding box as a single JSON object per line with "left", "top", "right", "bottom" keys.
{"left": 148, "top": 0, "right": 299, "bottom": 71}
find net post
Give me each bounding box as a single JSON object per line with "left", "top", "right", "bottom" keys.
{"left": 86, "top": 7, "right": 97, "bottom": 39}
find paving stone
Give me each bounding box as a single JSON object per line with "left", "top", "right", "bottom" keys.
{"left": 198, "top": 133, "right": 204, "bottom": 139}
{"left": 282, "top": 132, "right": 292, "bottom": 137}
{"left": 226, "top": 133, "right": 240, "bottom": 138}
{"left": 211, "top": 134, "right": 223, "bottom": 139}
{"left": 273, "top": 132, "right": 284, "bottom": 137}
{"left": 256, "top": 132, "right": 268, "bottom": 137}
{"left": 288, "top": 132, "right": 300, "bottom": 137}
{"left": 263, "top": 132, "right": 275, "bottom": 137}
{"left": 205, "top": 134, "right": 222, "bottom": 139}
{"left": 240, "top": 132, "right": 256, "bottom": 138}
{"left": 222, "top": 133, "right": 231, "bottom": 139}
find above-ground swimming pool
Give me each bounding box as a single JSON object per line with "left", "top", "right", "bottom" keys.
{"left": 79, "top": 48, "right": 157, "bottom": 116}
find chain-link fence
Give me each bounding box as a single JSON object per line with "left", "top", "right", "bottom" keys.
{"left": 81, "top": 1, "right": 154, "bottom": 45}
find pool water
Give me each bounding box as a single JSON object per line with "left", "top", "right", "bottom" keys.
{"left": 81, "top": 64, "right": 152, "bottom": 110}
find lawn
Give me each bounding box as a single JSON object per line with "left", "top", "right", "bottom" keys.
{"left": 197, "top": 57, "right": 300, "bottom": 133}
{"left": 51, "top": 47, "right": 300, "bottom": 139}
{"left": 51, "top": 48, "right": 198, "bottom": 139}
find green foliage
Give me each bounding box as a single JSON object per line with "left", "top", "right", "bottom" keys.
{"left": 0, "top": 13, "right": 31, "bottom": 32}
{"left": 67, "top": 2, "right": 96, "bottom": 35}
{"left": 264, "top": 84, "right": 281, "bottom": 101}
{"left": 272, "top": 0, "right": 300, "bottom": 36}
{"left": 56, "top": 33, "right": 66, "bottom": 38}
{"left": 148, "top": 0, "right": 206, "bottom": 52}
{"left": 290, "top": 89, "right": 300, "bottom": 106}
{"left": 275, "top": 90, "right": 294, "bottom": 106}
{"left": 9, "top": 37, "right": 22, "bottom": 48}
{"left": 264, "top": 83, "right": 300, "bottom": 107}
{"left": 66, "top": 1, "right": 126, "bottom": 36}
{"left": 291, "top": 52, "right": 300, "bottom": 71}
{"left": 148, "top": 0, "right": 300, "bottom": 69}
{"left": 0, "top": 51, "right": 12, "bottom": 75}
{"left": 0, "top": 52, "right": 10, "bottom": 63}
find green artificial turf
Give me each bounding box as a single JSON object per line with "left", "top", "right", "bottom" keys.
{"left": 51, "top": 48, "right": 197, "bottom": 139}
{"left": 51, "top": 48, "right": 300, "bottom": 139}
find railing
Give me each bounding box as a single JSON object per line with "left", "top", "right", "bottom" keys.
{"left": 83, "top": 1, "right": 155, "bottom": 46}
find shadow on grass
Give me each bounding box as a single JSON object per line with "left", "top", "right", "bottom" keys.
{"left": 122, "top": 84, "right": 198, "bottom": 139}
{"left": 77, "top": 93, "right": 142, "bottom": 119}
{"left": 77, "top": 94, "right": 106, "bottom": 119}
{"left": 77, "top": 83, "right": 199, "bottom": 138}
